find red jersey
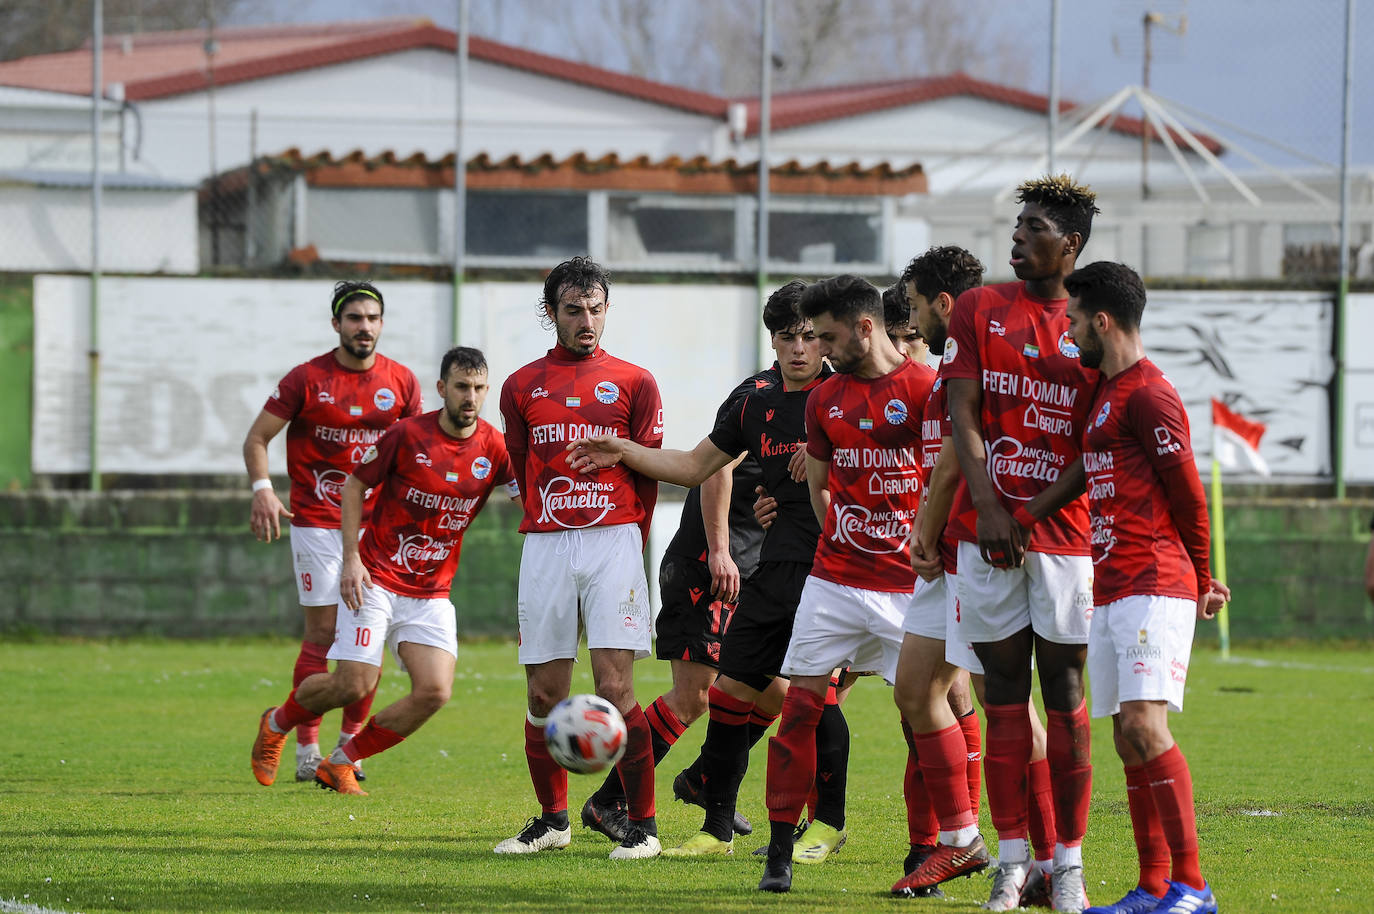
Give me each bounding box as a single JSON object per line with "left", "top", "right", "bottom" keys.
{"left": 1082, "top": 359, "right": 1203, "bottom": 604}
{"left": 943, "top": 282, "right": 1100, "bottom": 555}
{"left": 352, "top": 414, "right": 517, "bottom": 598}
{"left": 500, "top": 345, "right": 663, "bottom": 539}
{"left": 805, "top": 358, "right": 935, "bottom": 593}
{"left": 264, "top": 351, "right": 422, "bottom": 529}
{"left": 920, "top": 369, "right": 973, "bottom": 572}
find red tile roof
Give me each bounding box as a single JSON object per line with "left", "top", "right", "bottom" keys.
{"left": 213, "top": 149, "right": 927, "bottom": 197}
{"left": 740, "top": 73, "right": 1223, "bottom": 154}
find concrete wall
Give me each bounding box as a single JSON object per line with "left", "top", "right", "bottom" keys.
{"left": 0, "top": 491, "right": 1369, "bottom": 641}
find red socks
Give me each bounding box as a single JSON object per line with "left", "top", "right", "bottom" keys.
{"left": 291, "top": 641, "right": 329, "bottom": 744}
{"left": 915, "top": 723, "right": 976, "bottom": 831}
{"left": 1046, "top": 702, "right": 1092, "bottom": 849}
{"left": 1027, "top": 755, "right": 1057, "bottom": 862}
{"left": 272, "top": 691, "right": 317, "bottom": 733}
{"left": 1145, "top": 744, "right": 1204, "bottom": 891}
{"left": 341, "top": 717, "right": 404, "bottom": 762}
{"left": 901, "top": 718, "right": 938, "bottom": 845}
{"left": 341, "top": 682, "right": 378, "bottom": 738}
{"left": 524, "top": 717, "right": 567, "bottom": 816}
{"left": 1125, "top": 762, "right": 1171, "bottom": 896}
{"left": 644, "top": 696, "right": 687, "bottom": 760}
{"left": 764, "top": 687, "right": 825, "bottom": 824}
{"left": 983, "top": 703, "right": 1032, "bottom": 841}
{"left": 959, "top": 709, "right": 983, "bottom": 818}
{"left": 615, "top": 703, "right": 656, "bottom": 820}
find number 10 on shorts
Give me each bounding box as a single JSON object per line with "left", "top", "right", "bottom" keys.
{"left": 354, "top": 627, "right": 371, "bottom": 647}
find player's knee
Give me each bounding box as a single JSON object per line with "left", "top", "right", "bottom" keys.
{"left": 594, "top": 679, "right": 634, "bottom": 713}
{"left": 412, "top": 681, "right": 452, "bottom": 716}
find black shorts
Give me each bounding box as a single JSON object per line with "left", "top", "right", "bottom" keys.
{"left": 655, "top": 553, "right": 735, "bottom": 665}
{"left": 718, "top": 560, "right": 812, "bottom": 693}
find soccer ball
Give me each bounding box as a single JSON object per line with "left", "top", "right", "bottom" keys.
{"left": 544, "top": 694, "right": 628, "bottom": 774}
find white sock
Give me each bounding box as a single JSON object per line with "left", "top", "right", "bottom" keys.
{"left": 328, "top": 746, "right": 350, "bottom": 766}
{"left": 998, "top": 838, "right": 1030, "bottom": 864}
{"left": 939, "top": 825, "right": 980, "bottom": 847}
{"left": 1054, "top": 843, "right": 1082, "bottom": 869}
{"left": 266, "top": 711, "right": 288, "bottom": 735}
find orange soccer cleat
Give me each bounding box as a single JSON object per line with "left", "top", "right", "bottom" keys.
{"left": 251, "top": 707, "right": 288, "bottom": 786}
{"left": 314, "top": 757, "right": 368, "bottom": 795}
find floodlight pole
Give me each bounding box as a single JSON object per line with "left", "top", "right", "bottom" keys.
{"left": 1334, "top": 0, "right": 1355, "bottom": 499}
{"left": 89, "top": 0, "right": 103, "bottom": 492}
{"left": 1047, "top": 0, "right": 1060, "bottom": 174}
{"left": 452, "top": 0, "right": 469, "bottom": 346}
{"left": 756, "top": 0, "right": 773, "bottom": 367}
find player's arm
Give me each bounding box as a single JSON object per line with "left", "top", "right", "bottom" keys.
{"left": 338, "top": 474, "right": 372, "bottom": 612}
{"left": 805, "top": 453, "right": 831, "bottom": 529}
{"left": 948, "top": 377, "right": 1025, "bottom": 568}
{"left": 913, "top": 439, "right": 960, "bottom": 580}
{"left": 1021, "top": 456, "right": 1087, "bottom": 526}
{"left": 702, "top": 454, "right": 746, "bottom": 603}
{"left": 567, "top": 434, "right": 734, "bottom": 488}
{"left": 243, "top": 409, "right": 292, "bottom": 542}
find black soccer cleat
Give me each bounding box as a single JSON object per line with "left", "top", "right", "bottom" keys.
{"left": 672, "top": 769, "right": 753, "bottom": 835}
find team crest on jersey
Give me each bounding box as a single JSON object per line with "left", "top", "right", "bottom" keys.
{"left": 374, "top": 388, "right": 397, "bottom": 411}
{"left": 471, "top": 456, "right": 492, "bottom": 479}
{"left": 884, "top": 399, "right": 909, "bottom": 425}
{"left": 271, "top": 385, "right": 281, "bottom": 400}
{"left": 1058, "top": 331, "right": 1080, "bottom": 359}
{"left": 942, "top": 338, "right": 958, "bottom": 364}
{"left": 1094, "top": 402, "right": 1111, "bottom": 428}
{"left": 595, "top": 381, "right": 620, "bottom": 404}
{"left": 1022, "top": 342, "right": 1040, "bottom": 359}
{"left": 932, "top": 376, "right": 943, "bottom": 391}
{"left": 349, "top": 405, "right": 363, "bottom": 416}
{"left": 859, "top": 418, "right": 874, "bottom": 430}
{"left": 445, "top": 470, "right": 460, "bottom": 483}
{"left": 360, "top": 445, "right": 378, "bottom": 464}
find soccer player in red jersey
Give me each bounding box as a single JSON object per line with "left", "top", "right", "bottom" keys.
{"left": 900, "top": 246, "right": 1063, "bottom": 904}
{"left": 883, "top": 281, "right": 931, "bottom": 365}
{"left": 495, "top": 257, "right": 665, "bottom": 860}
{"left": 243, "top": 281, "right": 422, "bottom": 785}
{"left": 249, "top": 347, "right": 518, "bottom": 795}
{"left": 750, "top": 274, "right": 934, "bottom": 893}
{"left": 943, "top": 175, "right": 1102, "bottom": 912}
{"left": 1021, "top": 262, "right": 1227, "bottom": 914}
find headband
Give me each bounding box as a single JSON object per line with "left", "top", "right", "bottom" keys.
{"left": 332, "top": 288, "right": 382, "bottom": 316}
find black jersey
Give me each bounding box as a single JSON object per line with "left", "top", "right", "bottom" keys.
{"left": 708, "top": 365, "right": 832, "bottom": 564}
{"left": 662, "top": 366, "right": 779, "bottom": 577}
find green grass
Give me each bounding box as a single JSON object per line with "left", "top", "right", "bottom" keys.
{"left": 2, "top": 638, "right": 1372, "bottom": 913}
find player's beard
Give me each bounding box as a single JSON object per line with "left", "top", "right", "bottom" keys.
{"left": 343, "top": 335, "right": 376, "bottom": 360}
{"left": 445, "top": 405, "right": 478, "bottom": 430}
{"left": 1076, "top": 329, "right": 1104, "bottom": 369}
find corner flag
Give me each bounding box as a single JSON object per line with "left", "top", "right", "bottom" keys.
{"left": 1211, "top": 398, "right": 1269, "bottom": 476}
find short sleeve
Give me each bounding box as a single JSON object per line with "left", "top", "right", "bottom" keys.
{"left": 1127, "top": 382, "right": 1194, "bottom": 472}
{"left": 629, "top": 371, "right": 664, "bottom": 448}
{"left": 263, "top": 363, "right": 305, "bottom": 420}
{"left": 707, "top": 394, "right": 749, "bottom": 458}
{"left": 940, "top": 289, "right": 982, "bottom": 382}
{"left": 805, "top": 395, "right": 833, "bottom": 461}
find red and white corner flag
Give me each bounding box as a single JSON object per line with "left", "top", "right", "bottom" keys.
{"left": 1211, "top": 398, "right": 1269, "bottom": 476}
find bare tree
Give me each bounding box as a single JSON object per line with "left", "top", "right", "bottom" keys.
{"left": 0, "top": 0, "right": 268, "bottom": 62}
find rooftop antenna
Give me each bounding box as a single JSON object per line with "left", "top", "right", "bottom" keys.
{"left": 1140, "top": 9, "right": 1187, "bottom": 199}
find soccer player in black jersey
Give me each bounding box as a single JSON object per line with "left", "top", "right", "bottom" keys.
{"left": 567, "top": 281, "right": 848, "bottom": 857}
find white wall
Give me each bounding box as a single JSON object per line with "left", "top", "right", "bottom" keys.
{"left": 0, "top": 187, "right": 197, "bottom": 273}
{"left": 135, "top": 50, "right": 726, "bottom": 182}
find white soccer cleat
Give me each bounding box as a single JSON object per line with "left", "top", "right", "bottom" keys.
{"left": 295, "top": 751, "right": 324, "bottom": 782}
{"left": 609, "top": 827, "right": 662, "bottom": 860}
{"left": 493, "top": 817, "right": 571, "bottom": 854}
{"left": 1051, "top": 864, "right": 1088, "bottom": 912}
{"left": 982, "top": 857, "right": 1033, "bottom": 911}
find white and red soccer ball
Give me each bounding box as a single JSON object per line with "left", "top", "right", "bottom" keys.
{"left": 544, "top": 694, "right": 628, "bottom": 774}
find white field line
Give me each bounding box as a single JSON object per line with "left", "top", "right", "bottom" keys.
{"left": 1, "top": 899, "right": 77, "bottom": 914}
{"left": 1220, "top": 655, "right": 1374, "bottom": 675}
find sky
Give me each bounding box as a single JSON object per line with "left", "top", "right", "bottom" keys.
{"left": 261, "top": 0, "right": 1370, "bottom": 172}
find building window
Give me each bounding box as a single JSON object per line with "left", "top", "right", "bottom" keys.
{"left": 768, "top": 200, "right": 882, "bottom": 267}
{"left": 1186, "top": 224, "right": 1232, "bottom": 279}
{"left": 307, "top": 187, "right": 440, "bottom": 260}
{"left": 466, "top": 191, "right": 587, "bottom": 258}
{"left": 607, "top": 194, "right": 736, "bottom": 264}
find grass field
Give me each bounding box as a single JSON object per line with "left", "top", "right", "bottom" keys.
{"left": 2, "top": 638, "right": 1372, "bottom": 913}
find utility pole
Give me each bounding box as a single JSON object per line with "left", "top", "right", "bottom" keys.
{"left": 1140, "top": 11, "right": 1186, "bottom": 201}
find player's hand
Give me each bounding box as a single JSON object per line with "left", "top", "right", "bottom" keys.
{"left": 565, "top": 435, "right": 623, "bottom": 474}
{"left": 976, "top": 503, "right": 1026, "bottom": 569}
{"left": 752, "top": 486, "right": 778, "bottom": 530}
{"left": 787, "top": 448, "right": 807, "bottom": 483}
{"left": 1197, "top": 578, "right": 1231, "bottom": 620}
{"left": 910, "top": 530, "right": 945, "bottom": 581}
{"left": 340, "top": 555, "right": 372, "bottom": 613}
{"left": 250, "top": 488, "right": 293, "bottom": 542}
{"left": 708, "top": 549, "right": 741, "bottom": 604}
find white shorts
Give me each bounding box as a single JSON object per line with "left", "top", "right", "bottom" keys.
{"left": 1087, "top": 594, "right": 1196, "bottom": 717}
{"left": 954, "top": 542, "right": 1093, "bottom": 645}
{"left": 290, "top": 526, "right": 343, "bottom": 606}
{"left": 902, "top": 574, "right": 982, "bottom": 674}
{"left": 517, "top": 524, "right": 652, "bottom": 664}
{"left": 328, "top": 583, "right": 458, "bottom": 673}
{"left": 781, "top": 576, "right": 906, "bottom": 684}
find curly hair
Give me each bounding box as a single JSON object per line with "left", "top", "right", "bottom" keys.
{"left": 1015, "top": 174, "right": 1101, "bottom": 249}
{"left": 538, "top": 256, "right": 610, "bottom": 328}
{"left": 900, "top": 245, "right": 985, "bottom": 304}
